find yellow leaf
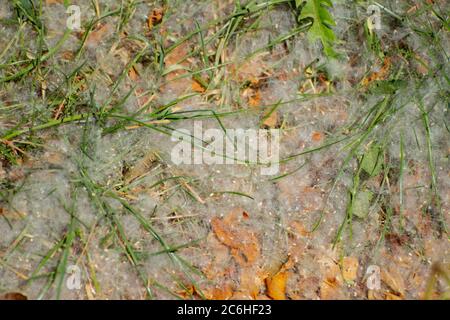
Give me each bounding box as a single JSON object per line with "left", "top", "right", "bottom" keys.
{"left": 266, "top": 271, "right": 288, "bottom": 300}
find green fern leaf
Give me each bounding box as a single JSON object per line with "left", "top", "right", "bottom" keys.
{"left": 296, "top": 0, "right": 337, "bottom": 57}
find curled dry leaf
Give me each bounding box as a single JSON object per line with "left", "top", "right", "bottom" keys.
{"left": 148, "top": 8, "right": 164, "bottom": 30}
{"left": 0, "top": 292, "right": 27, "bottom": 300}
{"left": 210, "top": 209, "right": 264, "bottom": 299}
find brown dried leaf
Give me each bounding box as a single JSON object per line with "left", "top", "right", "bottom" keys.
{"left": 86, "top": 23, "right": 112, "bottom": 46}
{"left": 231, "top": 55, "right": 267, "bottom": 82}
{"left": 211, "top": 209, "right": 260, "bottom": 266}
{"left": 148, "top": 8, "right": 164, "bottom": 29}
{"left": 128, "top": 66, "right": 139, "bottom": 81}
{"left": 161, "top": 43, "right": 191, "bottom": 94}
{"left": 361, "top": 57, "right": 392, "bottom": 87}
{"left": 0, "top": 292, "right": 27, "bottom": 300}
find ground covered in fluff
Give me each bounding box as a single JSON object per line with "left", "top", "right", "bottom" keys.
{"left": 0, "top": 0, "right": 449, "bottom": 299}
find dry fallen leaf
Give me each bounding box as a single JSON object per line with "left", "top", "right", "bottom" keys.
{"left": 320, "top": 277, "right": 341, "bottom": 300}
{"left": 381, "top": 266, "right": 406, "bottom": 298}
{"left": 203, "top": 283, "right": 234, "bottom": 300}
{"left": 192, "top": 79, "right": 206, "bottom": 93}
{"left": 291, "top": 221, "right": 310, "bottom": 238}
{"left": 148, "top": 8, "right": 164, "bottom": 30}
{"left": 161, "top": 43, "right": 191, "bottom": 95}
{"left": 319, "top": 253, "right": 343, "bottom": 299}
{"left": 211, "top": 209, "right": 260, "bottom": 266}
{"left": 385, "top": 292, "right": 403, "bottom": 300}
{"left": 231, "top": 54, "right": 268, "bottom": 82}
{"left": 0, "top": 207, "right": 26, "bottom": 220}
{"left": 128, "top": 66, "right": 140, "bottom": 81}
{"left": 367, "top": 289, "right": 384, "bottom": 300}
{"left": 262, "top": 111, "right": 278, "bottom": 128}
{"left": 86, "top": 23, "right": 112, "bottom": 47}
{"left": 247, "top": 88, "right": 261, "bottom": 107}
{"left": 361, "top": 57, "right": 392, "bottom": 87}
{"left": 0, "top": 292, "right": 27, "bottom": 300}
{"left": 311, "top": 131, "right": 324, "bottom": 142}
{"left": 210, "top": 209, "right": 264, "bottom": 299}
{"left": 239, "top": 267, "right": 265, "bottom": 299}
{"left": 342, "top": 257, "right": 359, "bottom": 282}
{"left": 266, "top": 271, "right": 288, "bottom": 300}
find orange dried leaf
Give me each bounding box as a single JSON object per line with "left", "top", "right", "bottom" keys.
{"left": 211, "top": 210, "right": 260, "bottom": 266}
{"left": 239, "top": 267, "right": 265, "bottom": 299}
{"left": 148, "top": 8, "right": 164, "bottom": 29}
{"left": 248, "top": 89, "right": 261, "bottom": 107}
{"left": 361, "top": 57, "right": 391, "bottom": 87}
{"left": 204, "top": 283, "right": 234, "bottom": 300}
{"left": 266, "top": 271, "right": 288, "bottom": 300}
{"left": 311, "top": 131, "right": 324, "bottom": 142}
{"left": 342, "top": 257, "right": 358, "bottom": 282}
{"left": 192, "top": 79, "right": 206, "bottom": 93}
{"left": 262, "top": 111, "right": 278, "bottom": 128}
{"left": 128, "top": 66, "right": 139, "bottom": 81}
{"left": 291, "top": 221, "right": 310, "bottom": 238}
